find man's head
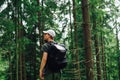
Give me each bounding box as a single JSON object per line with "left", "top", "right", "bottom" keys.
{"left": 43, "top": 29, "right": 56, "bottom": 41}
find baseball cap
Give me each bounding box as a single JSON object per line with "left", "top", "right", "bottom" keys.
{"left": 43, "top": 29, "right": 56, "bottom": 37}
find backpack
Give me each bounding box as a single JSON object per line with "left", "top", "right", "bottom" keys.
{"left": 47, "top": 42, "right": 67, "bottom": 72}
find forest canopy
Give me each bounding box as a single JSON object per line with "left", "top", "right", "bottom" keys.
{"left": 0, "top": 0, "right": 120, "bottom": 80}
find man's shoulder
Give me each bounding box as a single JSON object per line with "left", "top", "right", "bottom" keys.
{"left": 42, "top": 43, "right": 50, "bottom": 47}
{"left": 43, "top": 41, "right": 56, "bottom": 46}
{"left": 41, "top": 43, "right": 51, "bottom": 50}
{"left": 41, "top": 43, "right": 51, "bottom": 53}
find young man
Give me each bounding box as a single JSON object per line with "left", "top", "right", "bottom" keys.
{"left": 39, "top": 29, "right": 61, "bottom": 80}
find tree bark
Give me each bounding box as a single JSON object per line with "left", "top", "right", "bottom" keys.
{"left": 7, "top": 0, "right": 13, "bottom": 80}
{"left": 14, "top": 0, "right": 26, "bottom": 79}
{"left": 101, "top": 33, "right": 107, "bottom": 80}
{"left": 14, "top": 0, "right": 19, "bottom": 79}
{"left": 92, "top": 10, "right": 101, "bottom": 80}
{"left": 72, "top": 0, "right": 81, "bottom": 79}
{"left": 81, "top": 0, "right": 94, "bottom": 80}
{"left": 8, "top": 51, "right": 12, "bottom": 80}
{"left": 37, "top": 0, "right": 44, "bottom": 49}
{"left": 69, "top": 0, "right": 73, "bottom": 48}
{"left": 94, "top": 28, "right": 101, "bottom": 80}
{"left": 116, "top": 27, "right": 120, "bottom": 80}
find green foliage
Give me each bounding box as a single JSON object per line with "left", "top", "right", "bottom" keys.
{"left": 0, "top": 0, "right": 120, "bottom": 80}
{"left": 0, "top": 0, "right": 5, "bottom": 7}
{"left": 0, "top": 48, "right": 9, "bottom": 80}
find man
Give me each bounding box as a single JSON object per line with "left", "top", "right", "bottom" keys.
{"left": 39, "top": 29, "right": 61, "bottom": 80}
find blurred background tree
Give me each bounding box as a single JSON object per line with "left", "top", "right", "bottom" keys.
{"left": 0, "top": 0, "right": 120, "bottom": 80}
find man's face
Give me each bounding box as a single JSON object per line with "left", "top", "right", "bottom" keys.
{"left": 43, "top": 33, "right": 50, "bottom": 41}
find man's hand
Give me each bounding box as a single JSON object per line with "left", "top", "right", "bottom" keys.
{"left": 40, "top": 70, "right": 44, "bottom": 80}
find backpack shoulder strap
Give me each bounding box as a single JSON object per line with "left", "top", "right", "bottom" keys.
{"left": 47, "top": 41, "right": 57, "bottom": 45}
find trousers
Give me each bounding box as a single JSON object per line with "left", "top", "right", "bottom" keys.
{"left": 44, "top": 72, "right": 61, "bottom": 80}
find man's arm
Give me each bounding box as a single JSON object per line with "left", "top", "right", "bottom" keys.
{"left": 39, "top": 52, "right": 48, "bottom": 79}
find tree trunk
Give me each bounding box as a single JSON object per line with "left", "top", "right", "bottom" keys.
{"left": 101, "top": 33, "right": 107, "bottom": 80}
{"left": 94, "top": 27, "right": 101, "bottom": 80}
{"left": 14, "top": 0, "right": 26, "bottom": 79}
{"left": 118, "top": 57, "right": 120, "bottom": 80}
{"left": 116, "top": 27, "right": 120, "bottom": 79}
{"left": 81, "top": 0, "right": 94, "bottom": 80}
{"left": 72, "top": 0, "right": 81, "bottom": 79}
{"left": 37, "top": 0, "right": 44, "bottom": 49}
{"left": 14, "top": 0, "right": 19, "bottom": 79}
{"left": 33, "top": 44, "right": 37, "bottom": 80}
{"left": 8, "top": 51, "right": 12, "bottom": 80}
{"left": 7, "top": 0, "right": 13, "bottom": 80}
{"left": 18, "top": 5, "right": 22, "bottom": 80}
{"left": 69, "top": 0, "right": 73, "bottom": 48}
{"left": 18, "top": 20, "right": 25, "bottom": 80}
{"left": 92, "top": 10, "right": 101, "bottom": 80}
{"left": 37, "top": 0, "right": 41, "bottom": 48}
